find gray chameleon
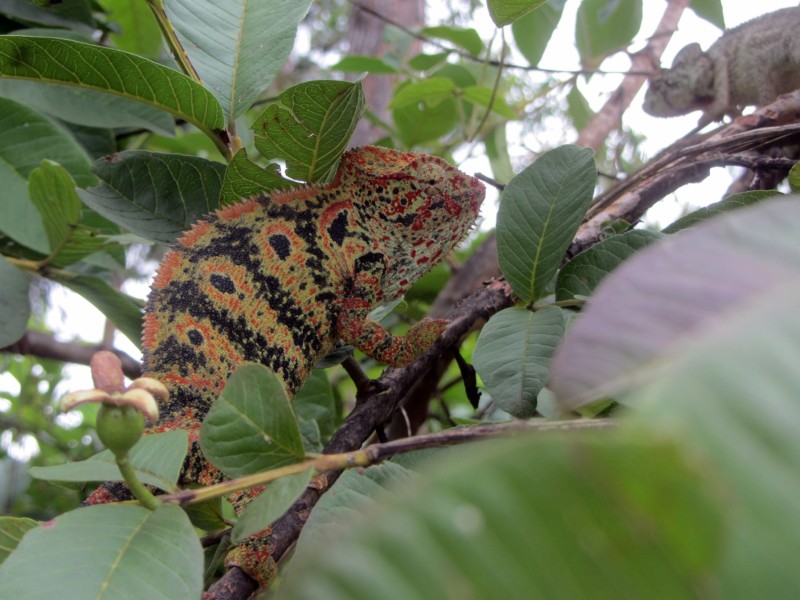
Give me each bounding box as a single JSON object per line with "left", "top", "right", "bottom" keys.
{"left": 644, "top": 7, "right": 800, "bottom": 126}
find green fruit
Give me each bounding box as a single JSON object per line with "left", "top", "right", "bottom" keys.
{"left": 96, "top": 403, "right": 145, "bottom": 457}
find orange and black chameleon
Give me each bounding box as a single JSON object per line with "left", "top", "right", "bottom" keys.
{"left": 86, "top": 146, "right": 485, "bottom": 584}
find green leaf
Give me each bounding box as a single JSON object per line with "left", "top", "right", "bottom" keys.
{"left": 0, "top": 160, "right": 47, "bottom": 254}
{"left": 0, "top": 80, "right": 175, "bottom": 134}
{"left": 0, "top": 0, "right": 96, "bottom": 31}
{"left": 232, "top": 466, "right": 313, "bottom": 543}
{"left": 0, "top": 517, "right": 38, "bottom": 565}
{"left": 0, "top": 36, "right": 223, "bottom": 134}
{"left": 331, "top": 55, "right": 398, "bottom": 74}
{"left": 407, "top": 52, "right": 450, "bottom": 72}
{"left": 496, "top": 145, "right": 596, "bottom": 302}
{"left": 30, "top": 430, "right": 188, "bottom": 492}
{"left": 549, "top": 196, "right": 800, "bottom": 407}
{"left": 28, "top": 160, "right": 112, "bottom": 266}
{"left": 556, "top": 229, "right": 661, "bottom": 301}
{"left": 790, "top": 165, "right": 800, "bottom": 194}
{"left": 473, "top": 306, "right": 565, "bottom": 417}
{"left": 44, "top": 271, "right": 143, "bottom": 349}
{"left": 663, "top": 190, "right": 784, "bottom": 233}
{"left": 220, "top": 149, "right": 292, "bottom": 205}
{"left": 165, "top": 0, "right": 312, "bottom": 122}
{"left": 200, "top": 364, "right": 305, "bottom": 478}
{"left": 421, "top": 26, "right": 483, "bottom": 55}
{"left": 0, "top": 96, "right": 93, "bottom": 186}
{"left": 511, "top": 1, "right": 565, "bottom": 66}
{"left": 293, "top": 370, "right": 337, "bottom": 443}
{"left": 280, "top": 432, "right": 723, "bottom": 599}
{"left": 689, "top": 0, "right": 725, "bottom": 29}
{"left": 388, "top": 77, "right": 455, "bottom": 110}
{"left": 575, "top": 0, "right": 642, "bottom": 68}
{"left": 79, "top": 151, "right": 225, "bottom": 244}
{"left": 0, "top": 504, "right": 203, "bottom": 599}
{"left": 566, "top": 84, "right": 594, "bottom": 131}
{"left": 487, "top": 0, "right": 548, "bottom": 27}
{"left": 105, "top": 0, "right": 163, "bottom": 57}
{"left": 460, "top": 85, "right": 517, "bottom": 119}
{"left": 630, "top": 295, "right": 800, "bottom": 598}
{"left": 393, "top": 95, "right": 459, "bottom": 147}
{"left": 0, "top": 257, "right": 31, "bottom": 347}
{"left": 252, "top": 80, "right": 365, "bottom": 183}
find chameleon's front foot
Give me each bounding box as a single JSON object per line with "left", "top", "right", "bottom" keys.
{"left": 337, "top": 298, "right": 448, "bottom": 366}
{"left": 223, "top": 532, "right": 277, "bottom": 588}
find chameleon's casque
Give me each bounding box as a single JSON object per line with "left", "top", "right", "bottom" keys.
{"left": 89, "top": 145, "right": 485, "bottom": 583}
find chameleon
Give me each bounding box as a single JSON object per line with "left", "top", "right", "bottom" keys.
{"left": 85, "top": 145, "right": 485, "bottom": 585}
{"left": 643, "top": 7, "right": 800, "bottom": 126}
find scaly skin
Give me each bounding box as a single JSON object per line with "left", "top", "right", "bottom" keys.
{"left": 86, "top": 146, "right": 485, "bottom": 585}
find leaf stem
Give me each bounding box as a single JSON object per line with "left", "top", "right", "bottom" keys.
{"left": 145, "top": 0, "right": 202, "bottom": 84}
{"left": 116, "top": 453, "right": 161, "bottom": 511}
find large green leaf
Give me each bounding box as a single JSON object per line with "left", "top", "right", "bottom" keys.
{"left": 473, "top": 306, "right": 565, "bottom": 417}
{"left": 47, "top": 271, "right": 144, "bottom": 349}
{"left": 556, "top": 229, "right": 661, "bottom": 300}
{"left": 200, "top": 364, "right": 305, "bottom": 478}
{"left": 30, "top": 430, "right": 188, "bottom": 492}
{"left": 420, "top": 26, "right": 483, "bottom": 55}
{"left": 165, "top": 0, "right": 312, "bottom": 122}
{"left": 293, "top": 370, "right": 337, "bottom": 444}
{"left": 0, "top": 0, "right": 96, "bottom": 31}
{"left": 689, "top": 0, "right": 725, "bottom": 29}
{"left": 511, "top": 0, "right": 565, "bottom": 66}
{"left": 252, "top": 80, "right": 365, "bottom": 183}
{"left": 388, "top": 77, "right": 455, "bottom": 110}
{"left": 0, "top": 36, "right": 223, "bottom": 134}
{"left": 0, "top": 79, "right": 175, "bottom": 135}
{"left": 0, "top": 504, "right": 203, "bottom": 600}
{"left": 79, "top": 151, "right": 225, "bottom": 244}
{"left": 105, "top": 0, "right": 163, "bottom": 57}
{"left": 662, "top": 190, "right": 782, "bottom": 233}
{"left": 487, "top": 0, "right": 548, "bottom": 27}
{"left": 496, "top": 145, "right": 596, "bottom": 303}
{"left": 549, "top": 196, "right": 800, "bottom": 407}
{"left": 0, "top": 257, "right": 30, "bottom": 347}
{"left": 575, "top": 0, "right": 642, "bottom": 68}
{"left": 280, "top": 432, "right": 723, "bottom": 599}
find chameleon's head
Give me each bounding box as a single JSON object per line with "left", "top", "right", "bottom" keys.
{"left": 339, "top": 146, "right": 485, "bottom": 301}
{"left": 643, "top": 43, "right": 715, "bottom": 117}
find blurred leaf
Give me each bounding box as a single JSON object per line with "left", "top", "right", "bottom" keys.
{"left": 407, "top": 52, "right": 450, "bottom": 71}
{"left": 511, "top": 0, "right": 565, "bottom": 66}
{"left": 220, "top": 149, "right": 292, "bottom": 205}
{"left": 281, "top": 432, "right": 723, "bottom": 599}
{"left": 232, "top": 467, "right": 313, "bottom": 543}
{"left": 394, "top": 95, "right": 458, "bottom": 147}
{"left": 79, "top": 151, "right": 225, "bottom": 244}
{"left": 389, "top": 78, "right": 455, "bottom": 109}
{"left": 331, "top": 55, "right": 397, "bottom": 74}
{"left": 460, "top": 85, "right": 517, "bottom": 118}
{"left": 550, "top": 197, "right": 800, "bottom": 407}
{"left": 0, "top": 257, "right": 30, "bottom": 347}
{"left": 473, "top": 307, "right": 565, "bottom": 417}
{"left": 0, "top": 0, "right": 96, "bottom": 31}
{"left": 105, "top": 0, "right": 162, "bottom": 57}
{"left": 556, "top": 229, "right": 661, "bottom": 301}
{"left": 689, "top": 0, "right": 725, "bottom": 29}
{"left": 421, "top": 26, "right": 483, "bottom": 55}
{"left": 497, "top": 145, "right": 596, "bottom": 302}
{"left": 487, "top": 0, "right": 548, "bottom": 27}
{"left": 184, "top": 498, "right": 227, "bottom": 533}
{"left": 566, "top": 84, "right": 594, "bottom": 131}
{"left": 485, "top": 127, "right": 515, "bottom": 184}
{"left": 0, "top": 517, "right": 38, "bottom": 565}
{"left": 575, "top": 0, "right": 642, "bottom": 68}
{"left": 790, "top": 165, "right": 800, "bottom": 194}
{"left": 253, "top": 80, "right": 364, "bottom": 183}
{"left": 663, "top": 190, "right": 785, "bottom": 234}
{"left": 30, "top": 431, "right": 188, "bottom": 492}
{"left": 165, "top": 0, "right": 312, "bottom": 122}
{"left": 0, "top": 36, "right": 223, "bottom": 134}
{"left": 0, "top": 80, "right": 175, "bottom": 134}
{"left": 0, "top": 504, "right": 203, "bottom": 599}
{"left": 200, "top": 364, "right": 305, "bottom": 478}
{"left": 46, "top": 271, "right": 143, "bottom": 348}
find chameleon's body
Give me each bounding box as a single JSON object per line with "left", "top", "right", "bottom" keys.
{"left": 87, "top": 146, "right": 484, "bottom": 583}
{"left": 643, "top": 7, "right": 800, "bottom": 126}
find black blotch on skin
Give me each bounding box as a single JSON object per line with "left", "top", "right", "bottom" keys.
{"left": 210, "top": 273, "right": 236, "bottom": 294}
{"left": 269, "top": 234, "right": 291, "bottom": 260}
{"left": 327, "top": 211, "right": 349, "bottom": 246}
{"left": 187, "top": 329, "right": 203, "bottom": 346}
